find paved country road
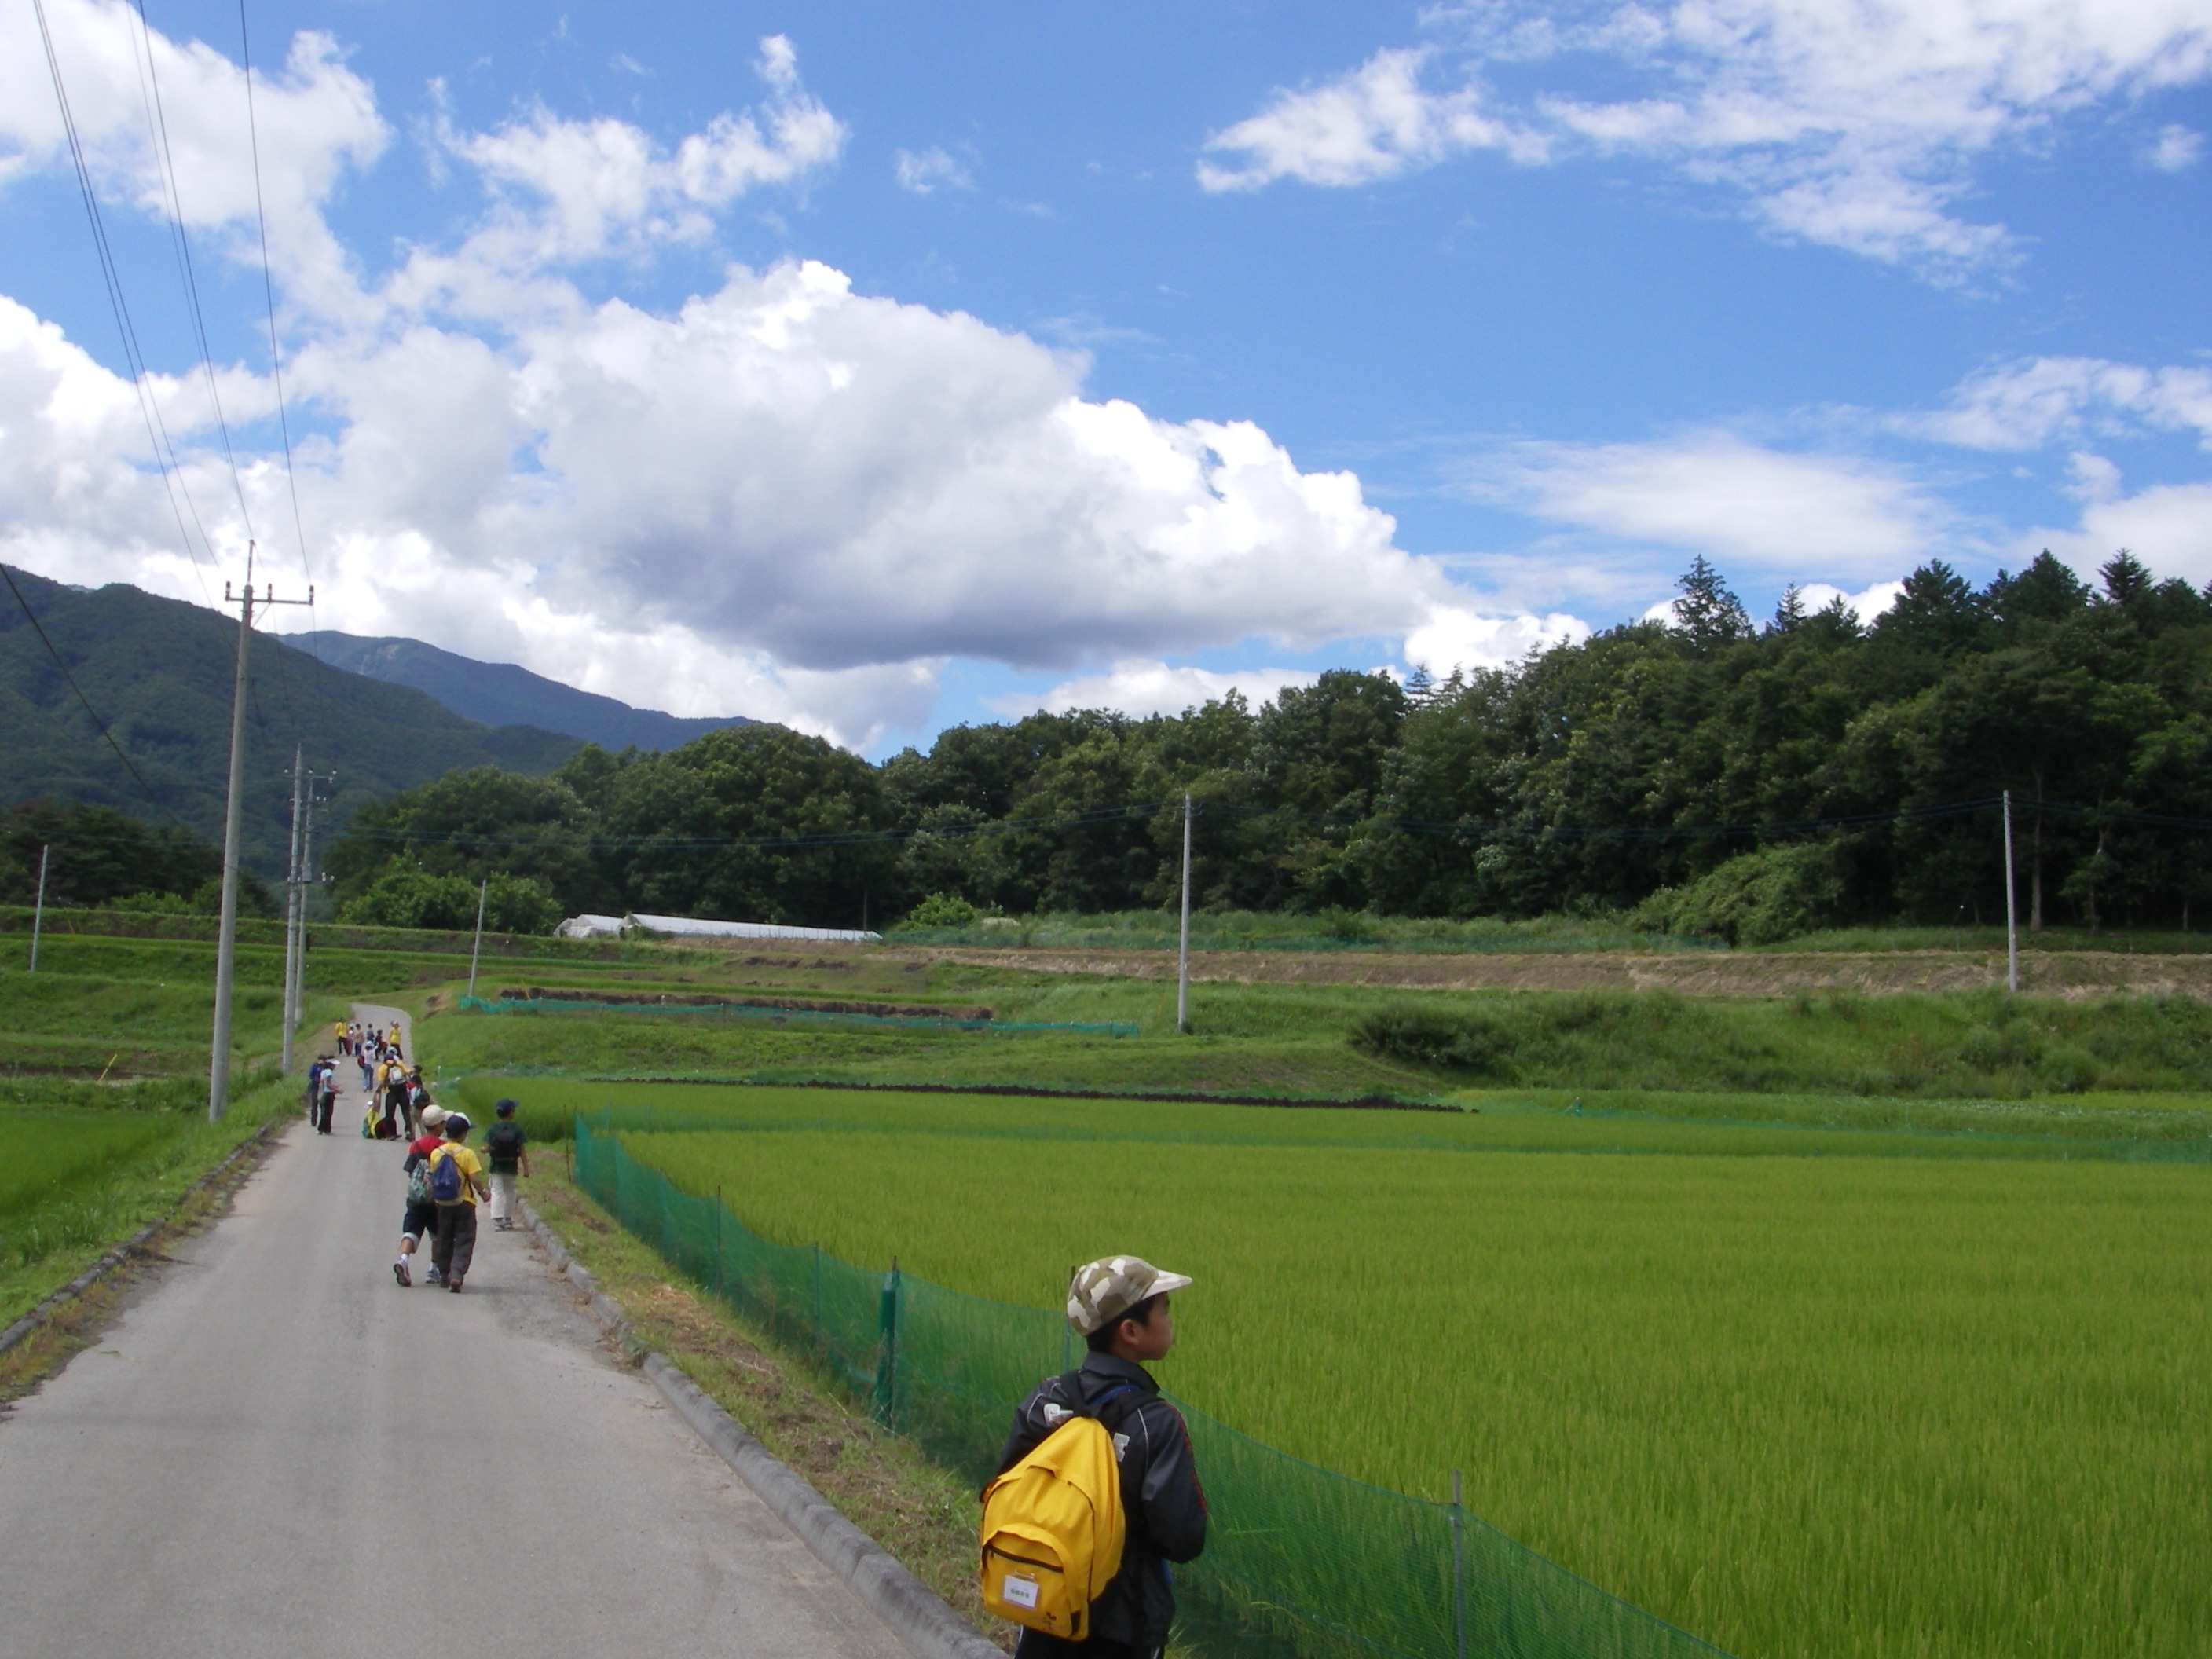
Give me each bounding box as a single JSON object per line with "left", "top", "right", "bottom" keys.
{"left": 0, "top": 1005, "right": 911, "bottom": 1659}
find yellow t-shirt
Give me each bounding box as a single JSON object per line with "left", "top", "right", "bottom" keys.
{"left": 428, "top": 1142, "right": 485, "bottom": 1204}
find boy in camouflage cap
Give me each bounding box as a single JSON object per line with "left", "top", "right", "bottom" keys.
{"left": 991, "top": 1255, "right": 1207, "bottom": 1659}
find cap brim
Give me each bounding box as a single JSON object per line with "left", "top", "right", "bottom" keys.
{"left": 1149, "top": 1269, "right": 1193, "bottom": 1297}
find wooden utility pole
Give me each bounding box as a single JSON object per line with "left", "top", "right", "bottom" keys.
{"left": 209, "top": 560, "right": 312, "bottom": 1122}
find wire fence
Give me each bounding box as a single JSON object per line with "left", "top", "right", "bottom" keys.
{"left": 460, "top": 994, "right": 1137, "bottom": 1037}
{"left": 573, "top": 1111, "right": 1732, "bottom": 1659}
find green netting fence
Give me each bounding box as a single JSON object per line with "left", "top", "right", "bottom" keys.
{"left": 573, "top": 1111, "right": 1731, "bottom": 1659}
{"left": 460, "top": 994, "right": 1137, "bottom": 1037}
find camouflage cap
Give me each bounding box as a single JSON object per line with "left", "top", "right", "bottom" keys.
{"left": 1065, "top": 1255, "right": 1193, "bottom": 1335}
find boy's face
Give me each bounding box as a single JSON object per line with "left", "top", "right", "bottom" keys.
{"left": 1112, "top": 1295, "right": 1175, "bottom": 1363}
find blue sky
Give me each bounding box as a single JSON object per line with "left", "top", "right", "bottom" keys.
{"left": 2, "top": 1, "right": 2209, "bottom": 754}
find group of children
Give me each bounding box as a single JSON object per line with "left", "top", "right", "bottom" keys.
{"left": 392, "top": 1097, "right": 530, "bottom": 1293}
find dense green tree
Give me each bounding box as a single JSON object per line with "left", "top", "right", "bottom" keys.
{"left": 598, "top": 725, "right": 898, "bottom": 930}
{"left": 317, "top": 548, "right": 2212, "bottom": 936}
{"left": 0, "top": 797, "right": 266, "bottom": 911}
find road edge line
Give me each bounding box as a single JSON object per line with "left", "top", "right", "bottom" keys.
{"left": 0, "top": 1118, "right": 284, "bottom": 1358}
{"left": 518, "top": 1197, "right": 1004, "bottom": 1659}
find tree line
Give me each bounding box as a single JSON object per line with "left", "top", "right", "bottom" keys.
{"left": 320, "top": 548, "right": 2212, "bottom": 942}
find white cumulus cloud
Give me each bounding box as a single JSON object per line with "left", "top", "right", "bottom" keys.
{"left": 1455, "top": 433, "right": 1954, "bottom": 579}
{"left": 894, "top": 145, "right": 972, "bottom": 193}
{"left": 2, "top": 0, "right": 1577, "bottom": 749}
{"left": 2146, "top": 121, "right": 2204, "bottom": 168}
{"left": 1197, "top": 47, "right": 1537, "bottom": 190}
{"left": 446, "top": 36, "right": 843, "bottom": 262}
{"left": 1403, "top": 602, "right": 1588, "bottom": 676}
{"left": 1008, "top": 661, "right": 1320, "bottom": 720}
{"left": 1903, "top": 355, "right": 2212, "bottom": 450}
{"left": 1199, "top": 1, "right": 2212, "bottom": 277}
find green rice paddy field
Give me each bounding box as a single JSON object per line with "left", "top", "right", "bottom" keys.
{"left": 485, "top": 1076, "right": 2212, "bottom": 1659}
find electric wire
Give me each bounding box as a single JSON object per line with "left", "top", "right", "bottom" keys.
{"left": 1, "top": 564, "right": 189, "bottom": 827}
{"left": 30, "top": 0, "right": 218, "bottom": 606}
{"left": 234, "top": 0, "right": 311, "bottom": 585}
{"left": 126, "top": 0, "right": 256, "bottom": 539}
{"left": 236, "top": 0, "right": 334, "bottom": 749}
{"left": 309, "top": 793, "right": 2192, "bottom": 858}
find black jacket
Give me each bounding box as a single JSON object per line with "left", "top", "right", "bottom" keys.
{"left": 993, "top": 1353, "right": 1207, "bottom": 1650}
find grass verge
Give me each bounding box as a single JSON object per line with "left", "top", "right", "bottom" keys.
{"left": 522, "top": 1156, "right": 1008, "bottom": 1650}
{"left": 0, "top": 1072, "right": 298, "bottom": 1330}
{"left": 0, "top": 1079, "right": 294, "bottom": 1404}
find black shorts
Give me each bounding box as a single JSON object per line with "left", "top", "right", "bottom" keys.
{"left": 402, "top": 1200, "right": 438, "bottom": 1240}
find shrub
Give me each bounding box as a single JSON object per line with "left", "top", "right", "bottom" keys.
{"left": 338, "top": 862, "right": 562, "bottom": 934}
{"left": 1350, "top": 1004, "right": 1518, "bottom": 1079}
{"left": 109, "top": 889, "right": 192, "bottom": 915}
{"left": 1632, "top": 843, "right": 1844, "bottom": 946}
{"left": 903, "top": 892, "right": 979, "bottom": 928}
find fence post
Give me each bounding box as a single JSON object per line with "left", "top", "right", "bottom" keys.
{"left": 813, "top": 1243, "right": 824, "bottom": 1339}
{"left": 714, "top": 1188, "right": 724, "bottom": 1296}
{"left": 1451, "top": 1470, "right": 1467, "bottom": 1659}
{"left": 872, "top": 1259, "right": 901, "bottom": 1429}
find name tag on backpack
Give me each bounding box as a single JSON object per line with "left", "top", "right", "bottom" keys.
{"left": 1001, "top": 1574, "right": 1039, "bottom": 1611}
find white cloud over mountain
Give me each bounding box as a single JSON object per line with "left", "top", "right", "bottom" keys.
{"left": 1201, "top": 0, "right": 2212, "bottom": 278}
{"left": 0, "top": 0, "right": 1555, "bottom": 747}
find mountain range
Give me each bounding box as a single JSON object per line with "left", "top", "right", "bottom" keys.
{"left": 0, "top": 569, "right": 753, "bottom": 876}
{"left": 298, "top": 632, "right": 752, "bottom": 754}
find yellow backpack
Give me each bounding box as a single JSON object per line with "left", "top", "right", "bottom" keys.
{"left": 978, "top": 1382, "right": 1136, "bottom": 1639}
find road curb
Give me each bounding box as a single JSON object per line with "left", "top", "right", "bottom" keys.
{"left": 0, "top": 1119, "right": 282, "bottom": 1360}
{"left": 518, "top": 1197, "right": 1003, "bottom": 1659}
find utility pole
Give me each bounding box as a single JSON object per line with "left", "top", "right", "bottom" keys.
{"left": 467, "top": 876, "right": 489, "bottom": 1000}
{"left": 286, "top": 767, "right": 331, "bottom": 1064}
{"left": 2003, "top": 789, "right": 2020, "bottom": 995}
{"left": 1177, "top": 794, "right": 1193, "bottom": 1034}
{"left": 208, "top": 559, "right": 312, "bottom": 1122}
{"left": 28, "top": 843, "right": 49, "bottom": 972}
{"left": 280, "top": 748, "right": 306, "bottom": 1072}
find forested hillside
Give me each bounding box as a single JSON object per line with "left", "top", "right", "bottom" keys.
{"left": 0, "top": 567, "right": 581, "bottom": 873}
{"left": 329, "top": 550, "right": 2212, "bottom": 941}
{"left": 301, "top": 632, "right": 754, "bottom": 752}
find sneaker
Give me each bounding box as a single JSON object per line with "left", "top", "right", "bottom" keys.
{"left": 393, "top": 1259, "right": 410, "bottom": 1288}
{"left": 424, "top": 1266, "right": 444, "bottom": 1286}
{"left": 447, "top": 1279, "right": 463, "bottom": 1294}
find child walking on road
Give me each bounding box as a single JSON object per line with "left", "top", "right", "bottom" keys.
{"left": 483, "top": 1100, "right": 529, "bottom": 1231}
{"left": 427, "top": 1113, "right": 490, "bottom": 1293}
{"left": 394, "top": 1105, "right": 449, "bottom": 1287}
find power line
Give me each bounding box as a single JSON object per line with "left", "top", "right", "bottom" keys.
{"left": 236, "top": 0, "right": 332, "bottom": 745}
{"left": 0, "top": 564, "right": 189, "bottom": 828}
{"left": 30, "top": 0, "right": 219, "bottom": 605}
{"left": 320, "top": 793, "right": 2191, "bottom": 858}
{"left": 126, "top": 0, "right": 256, "bottom": 538}
{"left": 235, "top": 0, "right": 311, "bottom": 585}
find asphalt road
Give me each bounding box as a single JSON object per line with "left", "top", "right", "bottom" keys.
{"left": 0, "top": 1005, "right": 911, "bottom": 1659}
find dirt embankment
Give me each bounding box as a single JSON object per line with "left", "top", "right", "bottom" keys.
{"left": 898, "top": 947, "right": 2212, "bottom": 1002}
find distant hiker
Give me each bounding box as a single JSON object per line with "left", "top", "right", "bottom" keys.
{"left": 394, "top": 1106, "right": 450, "bottom": 1287}
{"left": 985, "top": 1257, "right": 1207, "bottom": 1659}
{"left": 483, "top": 1100, "right": 529, "bottom": 1232}
{"left": 427, "top": 1112, "right": 489, "bottom": 1294}
{"left": 357, "top": 1045, "right": 373, "bottom": 1093}
{"left": 378, "top": 1060, "right": 408, "bottom": 1140}
{"left": 334, "top": 1020, "right": 350, "bottom": 1057}
{"left": 388, "top": 1027, "right": 405, "bottom": 1061}
{"left": 303, "top": 1058, "right": 324, "bottom": 1121}
{"left": 313, "top": 1060, "right": 338, "bottom": 1135}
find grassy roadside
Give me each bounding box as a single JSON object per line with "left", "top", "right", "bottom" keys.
{"left": 522, "top": 1157, "right": 1010, "bottom": 1651}
{"left": 0, "top": 1074, "right": 298, "bottom": 1402}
